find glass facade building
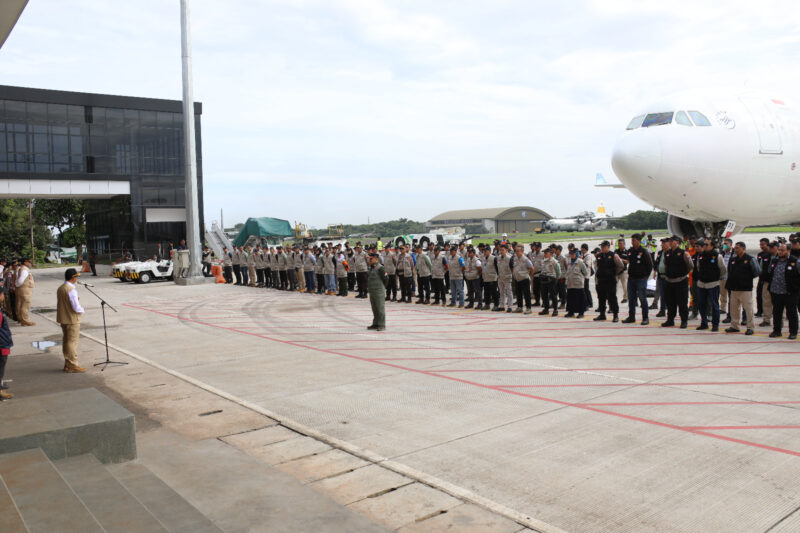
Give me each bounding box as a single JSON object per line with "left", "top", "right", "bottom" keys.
{"left": 0, "top": 85, "right": 203, "bottom": 259}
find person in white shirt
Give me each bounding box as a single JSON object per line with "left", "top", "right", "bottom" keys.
{"left": 56, "top": 268, "right": 86, "bottom": 372}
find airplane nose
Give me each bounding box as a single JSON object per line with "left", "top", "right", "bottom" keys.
{"left": 611, "top": 131, "right": 662, "bottom": 185}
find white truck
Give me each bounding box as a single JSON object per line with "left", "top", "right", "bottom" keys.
{"left": 125, "top": 259, "right": 174, "bottom": 283}
{"left": 112, "top": 261, "right": 142, "bottom": 282}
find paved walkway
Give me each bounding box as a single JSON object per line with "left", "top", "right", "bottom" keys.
{"left": 13, "top": 247, "right": 800, "bottom": 532}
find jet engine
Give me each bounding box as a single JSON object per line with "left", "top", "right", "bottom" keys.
{"left": 666, "top": 215, "right": 743, "bottom": 241}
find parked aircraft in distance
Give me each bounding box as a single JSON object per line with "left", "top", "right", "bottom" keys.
{"left": 542, "top": 205, "right": 614, "bottom": 232}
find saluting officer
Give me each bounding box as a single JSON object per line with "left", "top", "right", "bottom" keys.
{"left": 367, "top": 253, "right": 388, "bottom": 331}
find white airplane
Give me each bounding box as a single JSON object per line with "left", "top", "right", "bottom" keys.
{"left": 543, "top": 205, "right": 612, "bottom": 232}
{"left": 609, "top": 89, "right": 800, "bottom": 240}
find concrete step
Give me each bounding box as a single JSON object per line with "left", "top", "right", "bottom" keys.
{"left": 0, "top": 476, "right": 29, "bottom": 533}
{"left": 0, "top": 448, "right": 103, "bottom": 533}
{"left": 55, "top": 454, "right": 168, "bottom": 533}
{"left": 107, "top": 461, "right": 222, "bottom": 533}
{"left": 0, "top": 388, "right": 136, "bottom": 464}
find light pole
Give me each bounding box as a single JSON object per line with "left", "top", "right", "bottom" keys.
{"left": 179, "top": 0, "right": 202, "bottom": 282}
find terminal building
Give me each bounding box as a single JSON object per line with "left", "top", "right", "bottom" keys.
{"left": 0, "top": 84, "right": 204, "bottom": 259}
{"left": 426, "top": 206, "right": 552, "bottom": 234}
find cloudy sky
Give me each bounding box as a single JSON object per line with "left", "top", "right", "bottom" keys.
{"left": 2, "top": 0, "right": 799, "bottom": 227}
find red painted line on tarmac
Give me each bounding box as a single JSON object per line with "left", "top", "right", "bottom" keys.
{"left": 434, "top": 364, "right": 800, "bottom": 373}
{"left": 369, "top": 351, "right": 800, "bottom": 361}
{"left": 578, "top": 400, "right": 800, "bottom": 407}
{"left": 498, "top": 380, "right": 800, "bottom": 389}
{"left": 346, "top": 341, "right": 769, "bottom": 351}
{"left": 122, "top": 302, "right": 800, "bottom": 458}
{"left": 682, "top": 425, "right": 800, "bottom": 430}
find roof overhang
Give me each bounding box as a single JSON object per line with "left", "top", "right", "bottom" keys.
{"left": 0, "top": 0, "right": 28, "bottom": 50}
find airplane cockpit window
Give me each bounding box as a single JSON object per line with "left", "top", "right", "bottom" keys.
{"left": 688, "top": 111, "right": 711, "bottom": 126}
{"left": 642, "top": 112, "right": 674, "bottom": 127}
{"left": 675, "top": 111, "right": 693, "bottom": 126}
{"left": 626, "top": 115, "right": 645, "bottom": 130}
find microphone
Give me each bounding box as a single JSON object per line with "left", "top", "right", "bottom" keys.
{"left": 78, "top": 281, "right": 95, "bottom": 287}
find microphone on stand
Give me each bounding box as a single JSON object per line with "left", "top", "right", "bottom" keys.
{"left": 78, "top": 280, "right": 95, "bottom": 287}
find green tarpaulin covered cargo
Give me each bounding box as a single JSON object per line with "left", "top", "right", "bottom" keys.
{"left": 233, "top": 217, "right": 293, "bottom": 246}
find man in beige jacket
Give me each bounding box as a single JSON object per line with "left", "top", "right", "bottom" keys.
{"left": 57, "top": 268, "right": 86, "bottom": 373}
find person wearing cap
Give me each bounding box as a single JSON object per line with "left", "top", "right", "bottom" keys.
{"left": 529, "top": 242, "right": 544, "bottom": 307}
{"left": 512, "top": 245, "right": 534, "bottom": 314}
{"left": 464, "top": 248, "right": 483, "bottom": 309}
{"left": 693, "top": 239, "right": 727, "bottom": 331}
{"left": 565, "top": 248, "right": 589, "bottom": 318}
{"left": 0, "top": 289, "right": 14, "bottom": 400}
{"left": 352, "top": 245, "right": 369, "bottom": 299}
{"left": 14, "top": 258, "right": 35, "bottom": 326}
{"left": 367, "top": 253, "right": 388, "bottom": 331}
{"left": 660, "top": 235, "right": 693, "bottom": 328}
{"left": 554, "top": 245, "right": 568, "bottom": 309}
{"left": 415, "top": 245, "right": 432, "bottom": 304}
{"left": 481, "top": 246, "right": 500, "bottom": 311}
{"left": 382, "top": 246, "right": 398, "bottom": 301}
{"left": 651, "top": 238, "right": 670, "bottom": 317}
{"left": 593, "top": 240, "right": 624, "bottom": 322}
{"left": 231, "top": 245, "right": 242, "bottom": 285}
{"left": 725, "top": 241, "right": 759, "bottom": 335}
{"left": 496, "top": 244, "right": 514, "bottom": 312}
{"left": 766, "top": 241, "right": 799, "bottom": 339}
{"left": 621, "top": 234, "right": 654, "bottom": 326}
{"left": 537, "top": 247, "right": 561, "bottom": 316}
{"left": 57, "top": 268, "right": 86, "bottom": 373}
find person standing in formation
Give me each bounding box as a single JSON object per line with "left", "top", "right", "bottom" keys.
{"left": 15, "top": 258, "right": 35, "bottom": 326}
{"left": 367, "top": 253, "right": 388, "bottom": 331}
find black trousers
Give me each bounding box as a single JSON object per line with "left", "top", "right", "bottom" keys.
{"left": 418, "top": 275, "right": 431, "bottom": 301}
{"left": 89, "top": 261, "right": 97, "bottom": 276}
{"left": 532, "top": 276, "right": 541, "bottom": 304}
{"left": 515, "top": 278, "right": 532, "bottom": 309}
{"left": 357, "top": 271, "right": 368, "bottom": 297}
{"left": 771, "top": 292, "right": 799, "bottom": 335}
{"left": 567, "top": 288, "right": 586, "bottom": 314}
{"left": 756, "top": 279, "right": 765, "bottom": 314}
{"left": 279, "top": 270, "right": 288, "bottom": 289}
{"left": 665, "top": 278, "right": 689, "bottom": 323}
{"left": 584, "top": 278, "right": 593, "bottom": 308}
{"left": 233, "top": 265, "right": 241, "bottom": 284}
{"left": 0, "top": 354, "right": 7, "bottom": 387}
{"left": 223, "top": 265, "right": 233, "bottom": 283}
{"left": 399, "top": 276, "right": 413, "bottom": 301}
{"left": 265, "top": 268, "right": 272, "bottom": 287}
{"left": 385, "top": 274, "right": 397, "bottom": 300}
{"left": 540, "top": 277, "right": 556, "bottom": 310}
{"left": 466, "top": 278, "right": 482, "bottom": 306}
{"left": 256, "top": 268, "right": 264, "bottom": 285}
{"left": 9, "top": 293, "right": 16, "bottom": 321}
{"left": 483, "top": 280, "right": 499, "bottom": 307}
{"left": 596, "top": 278, "right": 618, "bottom": 315}
{"left": 348, "top": 272, "right": 356, "bottom": 291}
{"left": 316, "top": 273, "right": 325, "bottom": 293}
{"left": 202, "top": 261, "right": 211, "bottom": 276}
{"left": 338, "top": 276, "right": 348, "bottom": 296}
{"left": 557, "top": 279, "right": 566, "bottom": 306}
{"left": 444, "top": 272, "right": 450, "bottom": 293}
{"left": 432, "top": 278, "right": 446, "bottom": 303}
{"left": 272, "top": 270, "right": 280, "bottom": 288}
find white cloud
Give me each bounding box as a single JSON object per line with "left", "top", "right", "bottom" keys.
{"left": 1, "top": 0, "right": 798, "bottom": 225}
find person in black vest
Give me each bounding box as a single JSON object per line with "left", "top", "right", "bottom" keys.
{"left": 755, "top": 238, "right": 772, "bottom": 320}
{"left": 621, "top": 234, "right": 653, "bottom": 325}
{"left": 652, "top": 238, "right": 669, "bottom": 317}
{"left": 616, "top": 238, "right": 629, "bottom": 303}
{"left": 767, "top": 242, "right": 799, "bottom": 339}
{"left": 662, "top": 235, "right": 695, "bottom": 328}
{"left": 693, "top": 239, "right": 727, "bottom": 331}
{"left": 725, "top": 241, "right": 759, "bottom": 335}
{"left": 593, "top": 240, "right": 624, "bottom": 322}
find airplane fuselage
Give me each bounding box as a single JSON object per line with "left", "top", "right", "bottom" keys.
{"left": 612, "top": 90, "right": 800, "bottom": 236}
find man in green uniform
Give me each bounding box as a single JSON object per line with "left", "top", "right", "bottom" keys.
{"left": 367, "top": 253, "right": 388, "bottom": 331}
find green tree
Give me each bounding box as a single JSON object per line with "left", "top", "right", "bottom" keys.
{"left": 34, "top": 199, "right": 87, "bottom": 261}
{"left": 0, "top": 200, "right": 51, "bottom": 261}
{"left": 616, "top": 210, "right": 668, "bottom": 230}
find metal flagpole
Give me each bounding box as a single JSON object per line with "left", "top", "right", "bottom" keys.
{"left": 180, "top": 0, "right": 202, "bottom": 280}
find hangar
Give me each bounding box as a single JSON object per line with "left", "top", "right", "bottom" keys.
{"left": 426, "top": 206, "right": 552, "bottom": 234}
